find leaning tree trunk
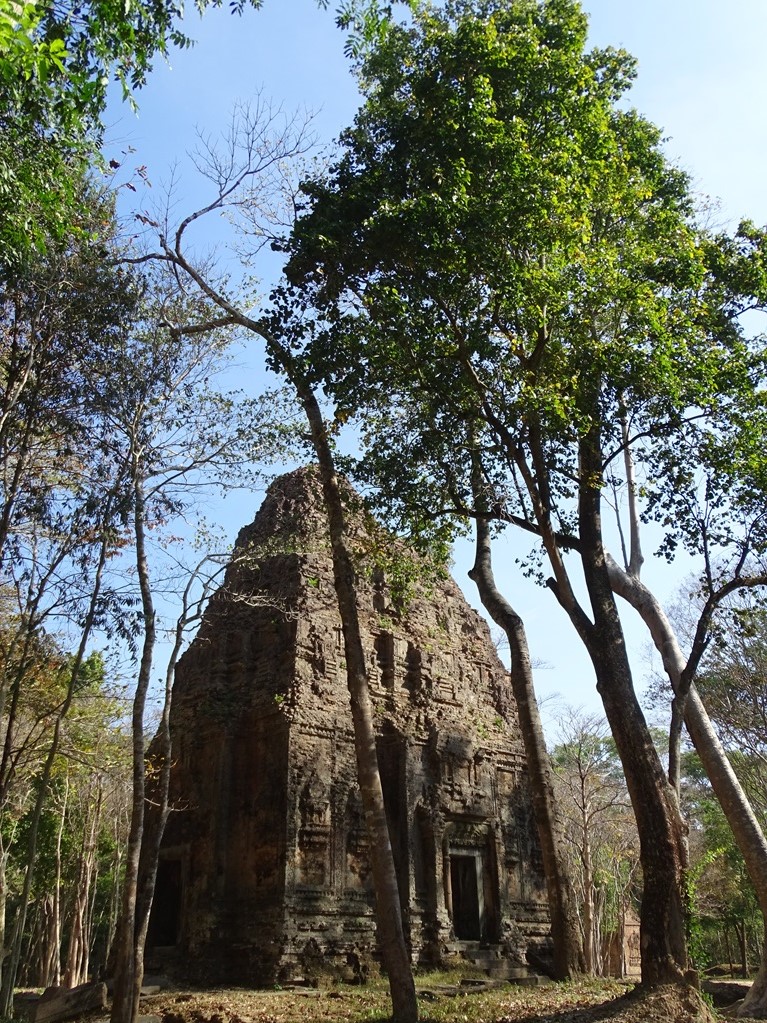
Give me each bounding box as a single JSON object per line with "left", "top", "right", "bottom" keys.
{"left": 295, "top": 382, "right": 418, "bottom": 1023}
{"left": 606, "top": 560, "right": 767, "bottom": 1017}
{"left": 468, "top": 507, "right": 584, "bottom": 979}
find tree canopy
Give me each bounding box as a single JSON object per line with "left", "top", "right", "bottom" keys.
{"left": 0, "top": 0, "right": 215, "bottom": 272}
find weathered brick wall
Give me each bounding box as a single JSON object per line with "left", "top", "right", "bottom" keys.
{"left": 151, "top": 468, "right": 549, "bottom": 985}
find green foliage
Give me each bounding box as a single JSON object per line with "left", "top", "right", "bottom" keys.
{"left": 0, "top": 178, "right": 145, "bottom": 658}
{"left": 684, "top": 846, "right": 723, "bottom": 970}
{"left": 680, "top": 749, "right": 761, "bottom": 970}
{"left": 282, "top": 0, "right": 767, "bottom": 593}
{"left": 0, "top": 0, "right": 404, "bottom": 276}
{"left": 0, "top": 625, "right": 130, "bottom": 987}
{"left": 0, "top": 177, "right": 305, "bottom": 989}
{"left": 276, "top": 17, "right": 767, "bottom": 988}
{"left": 0, "top": 0, "right": 177, "bottom": 272}
{"left": 363, "top": 541, "right": 435, "bottom": 614}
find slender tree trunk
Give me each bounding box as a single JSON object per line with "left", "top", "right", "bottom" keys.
{"left": 467, "top": 507, "right": 584, "bottom": 979}
{"left": 592, "top": 885, "right": 604, "bottom": 977}
{"left": 0, "top": 839, "right": 9, "bottom": 988}
{"left": 104, "top": 838, "right": 123, "bottom": 975}
{"left": 30, "top": 901, "right": 45, "bottom": 986}
{"left": 66, "top": 779, "right": 102, "bottom": 986}
{"left": 80, "top": 787, "right": 103, "bottom": 984}
{"left": 50, "top": 777, "right": 68, "bottom": 987}
{"left": 156, "top": 241, "right": 417, "bottom": 1021}
{"left": 0, "top": 637, "right": 38, "bottom": 809}
{"left": 2, "top": 729, "right": 73, "bottom": 1008}
{"left": 133, "top": 572, "right": 192, "bottom": 1005}
{"left": 581, "top": 809, "right": 594, "bottom": 975}
{"left": 736, "top": 921, "right": 749, "bottom": 978}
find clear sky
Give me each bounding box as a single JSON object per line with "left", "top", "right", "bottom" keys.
{"left": 105, "top": 1, "right": 767, "bottom": 734}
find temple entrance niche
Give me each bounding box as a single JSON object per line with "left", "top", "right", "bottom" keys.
{"left": 148, "top": 857, "right": 183, "bottom": 947}
{"left": 444, "top": 822, "right": 498, "bottom": 944}
{"left": 450, "top": 853, "right": 482, "bottom": 940}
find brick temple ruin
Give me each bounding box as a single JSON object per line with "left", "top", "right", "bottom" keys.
{"left": 148, "top": 467, "right": 550, "bottom": 984}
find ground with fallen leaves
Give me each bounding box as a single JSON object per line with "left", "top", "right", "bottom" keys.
{"left": 138, "top": 977, "right": 718, "bottom": 1023}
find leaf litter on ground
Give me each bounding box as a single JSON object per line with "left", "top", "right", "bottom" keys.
{"left": 132, "top": 976, "right": 718, "bottom": 1023}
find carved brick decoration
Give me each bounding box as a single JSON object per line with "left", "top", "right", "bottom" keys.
{"left": 149, "top": 467, "right": 550, "bottom": 984}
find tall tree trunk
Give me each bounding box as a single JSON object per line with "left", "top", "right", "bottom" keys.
{"left": 607, "top": 558, "right": 767, "bottom": 1016}
{"left": 50, "top": 776, "right": 68, "bottom": 987}
{"left": 574, "top": 431, "right": 688, "bottom": 987}
{"left": 515, "top": 415, "right": 689, "bottom": 988}
{"left": 111, "top": 474, "right": 156, "bottom": 1023}
{"left": 65, "top": 778, "right": 102, "bottom": 986}
{"left": 1, "top": 721, "right": 75, "bottom": 1008}
{"left": 81, "top": 784, "right": 103, "bottom": 985}
{"left": 592, "top": 885, "right": 604, "bottom": 977}
{"left": 467, "top": 507, "right": 584, "bottom": 979}
{"left": 133, "top": 568, "right": 193, "bottom": 1009}
{"left": 0, "top": 838, "right": 10, "bottom": 988}
{"left": 104, "top": 837, "right": 123, "bottom": 975}
{"left": 583, "top": 624, "right": 688, "bottom": 985}
{"left": 296, "top": 384, "right": 417, "bottom": 1023}
{"left": 736, "top": 921, "right": 749, "bottom": 978}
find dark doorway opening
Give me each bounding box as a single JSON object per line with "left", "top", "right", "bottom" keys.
{"left": 450, "top": 854, "right": 481, "bottom": 940}
{"left": 147, "top": 859, "right": 182, "bottom": 947}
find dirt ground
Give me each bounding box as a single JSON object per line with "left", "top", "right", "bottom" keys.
{"left": 136, "top": 978, "right": 719, "bottom": 1023}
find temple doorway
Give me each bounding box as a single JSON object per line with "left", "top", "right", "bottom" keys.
{"left": 147, "top": 858, "right": 182, "bottom": 947}
{"left": 450, "top": 853, "right": 482, "bottom": 940}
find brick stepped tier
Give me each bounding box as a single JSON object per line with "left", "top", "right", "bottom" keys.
{"left": 445, "top": 941, "right": 548, "bottom": 984}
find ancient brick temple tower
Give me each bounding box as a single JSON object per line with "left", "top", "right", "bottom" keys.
{"left": 148, "top": 468, "right": 549, "bottom": 984}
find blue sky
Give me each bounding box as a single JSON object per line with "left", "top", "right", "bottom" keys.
{"left": 106, "top": 1, "right": 767, "bottom": 733}
{"left": 108, "top": 0, "right": 767, "bottom": 226}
